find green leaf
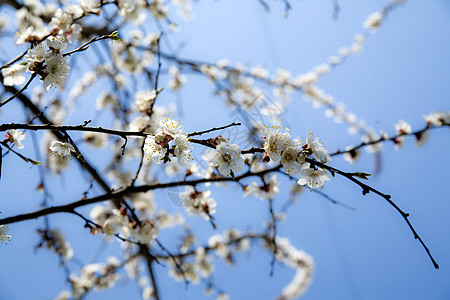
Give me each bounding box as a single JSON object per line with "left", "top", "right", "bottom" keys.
{"left": 354, "top": 172, "right": 371, "bottom": 180}
{"left": 109, "top": 31, "right": 121, "bottom": 41}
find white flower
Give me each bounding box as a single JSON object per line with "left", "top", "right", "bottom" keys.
{"left": 364, "top": 12, "right": 383, "bottom": 32}
{"left": 180, "top": 187, "right": 217, "bottom": 220}
{"left": 306, "top": 130, "right": 328, "bottom": 162}
{"left": 51, "top": 229, "right": 73, "bottom": 260}
{"left": 102, "top": 219, "right": 116, "bottom": 236}
{"left": 394, "top": 120, "right": 412, "bottom": 135}
{"left": 262, "top": 126, "right": 292, "bottom": 163}
{"left": 49, "top": 141, "right": 76, "bottom": 158}
{"left": 343, "top": 147, "right": 360, "bottom": 163}
{"left": 297, "top": 168, "right": 331, "bottom": 189}
{"left": 208, "top": 142, "right": 244, "bottom": 176}
{"left": 280, "top": 146, "right": 302, "bottom": 175}
{"left": 7, "top": 130, "right": 25, "bottom": 149}
{"left": 24, "top": 43, "right": 48, "bottom": 71}
{"left": 83, "top": 132, "right": 107, "bottom": 148}
{"left": 160, "top": 117, "right": 185, "bottom": 137}
{"left": 2, "top": 64, "right": 26, "bottom": 86}
{"left": 79, "top": 0, "right": 101, "bottom": 14}
{"left": 118, "top": 0, "right": 146, "bottom": 24}
{"left": 46, "top": 36, "right": 67, "bottom": 52}
{"left": 173, "top": 134, "right": 192, "bottom": 167}
{"left": 362, "top": 131, "right": 382, "bottom": 153}
{"left": 135, "top": 89, "right": 156, "bottom": 112}
{"left": 137, "top": 222, "right": 158, "bottom": 244}
{"left": 250, "top": 65, "right": 269, "bottom": 79}
{"left": 43, "top": 54, "right": 70, "bottom": 91}
{"left": 144, "top": 135, "right": 167, "bottom": 163}
{"left": 0, "top": 225, "right": 11, "bottom": 244}
{"left": 423, "top": 111, "right": 450, "bottom": 126}
{"left": 168, "top": 66, "right": 187, "bottom": 91}
{"left": 129, "top": 115, "right": 151, "bottom": 132}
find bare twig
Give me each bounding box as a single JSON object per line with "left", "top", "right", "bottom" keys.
{"left": 0, "top": 72, "right": 37, "bottom": 108}
{"left": 0, "top": 49, "right": 28, "bottom": 70}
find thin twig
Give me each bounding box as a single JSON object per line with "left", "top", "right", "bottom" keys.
{"left": 306, "top": 157, "right": 439, "bottom": 269}
{"left": 62, "top": 32, "right": 117, "bottom": 57}
{"left": 187, "top": 122, "right": 242, "bottom": 137}
{"left": 0, "top": 49, "right": 28, "bottom": 70}
{"left": 0, "top": 72, "right": 37, "bottom": 108}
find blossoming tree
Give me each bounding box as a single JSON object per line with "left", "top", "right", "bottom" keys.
{"left": 0, "top": 0, "right": 449, "bottom": 299}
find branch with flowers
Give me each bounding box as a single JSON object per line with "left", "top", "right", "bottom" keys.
{"left": 1, "top": 117, "right": 446, "bottom": 270}
{"left": 0, "top": 0, "right": 449, "bottom": 299}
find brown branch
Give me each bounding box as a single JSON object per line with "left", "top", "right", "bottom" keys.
{"left": 0, "top": 165, "right": 282, "bottom": 225}
{"left": 0, "top": 123, "right": 151, "bottom": 138}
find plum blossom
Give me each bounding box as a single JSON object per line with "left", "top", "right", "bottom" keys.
{"left": 49, "top": 141, "right": 76, "bottom": 159}
{"left": 364, "top": 12, "right": 383, "bottom": 32}
{"left": 0, "top": 225, "right": 11, "bottom": 244}
{"left": 179, "top": 187, "right": 217, "bottom": 220}
{"left": 144, "top": 135, "right": 167, "bottom": 164}
{"left": 280, "top": 146, "right": 304, "bottom": 175}
{"left": 43, "top": 54, "right": 70, "bottom": 91}
{"left": 2, "top": 63, "right": 26, "bottom": 86}
{"left": 297, "top": 168, "right": 331, "bottom": 189}
{"left": 46, "top": 36, "right": 68, "bottom": 53}
{"left": 160, "top": 117, "right": 185, "bottom": 136}
{"left": 24, "top": 43, "right": 48, "bottom": 71}
{"left": 305, "top": 130, "right": 328, "bottom": 162}
{"left": 173, "top": 134, "right": 193, "bottom": 167}
{"left": 135, "top": 89, "right": 156, "bottom": 112}
{"left": 262, "top": 125, "right": 292, "bottom": 163}
{"left": 6, "top": 130, "right": 25, "bottom": 149}
{"left": 207, "top": 141, "right": 244, "bottom": 176}
{"left": 423, "top": 111, "right": 450, "bottom": 127}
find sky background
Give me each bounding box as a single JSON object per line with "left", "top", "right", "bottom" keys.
{"left": 1, "top": 0, "right": 450, "bottom": 299}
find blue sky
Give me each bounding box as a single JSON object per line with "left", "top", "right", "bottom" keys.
{"left": 1, "top": 0, "right": 449, "bottom": 299}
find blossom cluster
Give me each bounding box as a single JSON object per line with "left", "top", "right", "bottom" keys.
{"left": 55, "top": 257, "right": 121, "bottom": 300}
{"left": 264, "top": 236, "right": 314, "bottom": 299}
{"left": 144, "top": 117, "right": 193, "bottom": 167}
{"left": 262, "top": 126, "right": 331, "bottom": 189}
{"left": 90, "top": 205, "right": 159, "bottom": 245}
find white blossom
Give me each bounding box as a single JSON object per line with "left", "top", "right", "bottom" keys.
{"left": 2, "top": 64, "right": 26, "bottom": 86}
{"left": 297, "top": 168, "right": 331, "bottom": 189}
{"left": 24, "top": 43, "right": 48, "bottom": 71}
{"left": 305, "top": 130, "right": 328, "bottom": 162}
{"left": 46, "top": 36, "right": 67, "bottom": 52}
{"left": 280, "top": 146, "right": 303, "bottom": 175}
{"left": 262, "top": 126, "right": 292, "bottom": 163}
{"left": 79, "top": 0, "right": 101, "bottom": 14}
{"left": 49, "top": 141, "right": 76, "bottom": 159}
{"left": 173, "top": 134, "right": 193, "bottom": 167}
{"left": 135, "top": 90, "right": 156, "bottom": 112}
{"left": 0, "top": 225, "right": 11, "bottom": 244}
{"left": 43, "top": 54, "right": 70, "bottom": 91}
{"left": 423, "top": 111, "right": 450, "bottom": 126}
{"left": 207, "top": 142, "right": 244, "bottom": 176}
{"left": 180, "top": 187, "right": 217, "bottom": 220}
{"left": 7, "top": 129, "right": 25, "bottom": 149}
{"left": 364, "top": 12, "right": 383, "bottom": 32}
{"left": 168, "top": 66, "right": 187, "bottom": 90}
{"left": 144, "top": 135, "right": 167, "bottom": 163}
{"left": 83, "top": 132, "right": 107, "bottom": 148}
